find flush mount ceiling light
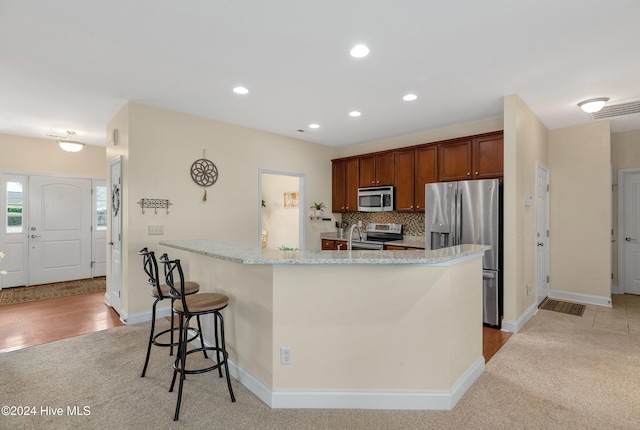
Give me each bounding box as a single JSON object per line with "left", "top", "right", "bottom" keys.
{"left": 233, "top": 86, "right": 249, "bottom": 95}
{"left": 349, "top": 44, "right": 369, "bottom": 58}
{"left": 349, "top": 111, "right": 362, "bottom": 117}
{"left": 577, "top": 97, "right": 609, "bottom": 113}
{"left": 309, "top": 123, "right": 320, "bottom": 129}
{"left": 403, "top": 93, "right": 418, "bottom": 102}
{"left": 53, "top": 130, "right": 85, "bottom": 152}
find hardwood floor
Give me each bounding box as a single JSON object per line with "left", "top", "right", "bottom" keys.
{"left": 483, "top": 325, "right": 512, "bottom": 362}
{"left": 0, "top": 291, "right": 122, "bottom": 353}
{"left": 0, "top": 293, "right": 511, "bottom": 361}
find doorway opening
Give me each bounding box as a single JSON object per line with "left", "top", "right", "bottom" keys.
{"left": 258, "top": 169, "right": 306, "bottom": 250}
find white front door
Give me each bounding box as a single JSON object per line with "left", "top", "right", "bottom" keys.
{"left": 28, "top": 175, "right": 92, "bottom": 285}
{"left": 0, "top": 174, "right": 29, "bottom": 288}
{"left": 620, "top": 169, "right": 640, "bottom": 295}
{"left": 109, "top": 158, "right": 123, "bottom": 313}
{"left": 92, "top": 180, "right": 107, "bottom": 277}
{"left": 536, "top": 163, "right": 550, "bottom": 304}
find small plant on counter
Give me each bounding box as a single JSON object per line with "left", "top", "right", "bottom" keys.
{"left": 310, "top": 202, "right": 326, "bottom": 211}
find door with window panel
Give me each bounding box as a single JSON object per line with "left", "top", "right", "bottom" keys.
{"left": 1, "top": 174, "right": 29, "bottom": 288}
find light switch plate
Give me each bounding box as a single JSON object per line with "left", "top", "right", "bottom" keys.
{"left": 148, "top": 225, "right": 164, "bottom": 235}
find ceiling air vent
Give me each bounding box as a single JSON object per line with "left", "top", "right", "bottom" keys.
{"left": 592, "top": 100, "right": 640, "bottom": 119}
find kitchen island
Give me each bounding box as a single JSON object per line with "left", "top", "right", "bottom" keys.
{"left": 159, "top": 239, "right": 488, "bottom": 410}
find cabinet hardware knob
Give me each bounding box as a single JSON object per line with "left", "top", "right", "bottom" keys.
{"left": 467, "top": 172, "right": 471, "bottom": 176}
{"left": 476, "top": 171, "right": 479, "bottom": 175}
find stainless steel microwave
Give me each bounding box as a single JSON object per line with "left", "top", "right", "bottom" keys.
{"left": 357, "top": 186, "right": 394, "bottom": 212}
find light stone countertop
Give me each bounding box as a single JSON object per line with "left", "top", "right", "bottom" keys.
{"left": 160, "top": 239, "right": 488, "bottom": 266}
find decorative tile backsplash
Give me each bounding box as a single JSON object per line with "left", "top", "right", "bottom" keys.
{"left": 341, "top": 212, "right": 425, "bottom": 236}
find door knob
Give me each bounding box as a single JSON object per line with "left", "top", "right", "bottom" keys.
{"left": 31, "top": 234, "right": 41, "bottom": 238}
{"left": 626, "top": 237, "right": 636, "bottom": 242}
{"left": 537, "top": 242, "right": 544, "bottom": 247}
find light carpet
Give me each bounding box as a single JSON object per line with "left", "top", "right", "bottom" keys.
{"left": 1, "top": 305, "right": 639, "bottom": 429}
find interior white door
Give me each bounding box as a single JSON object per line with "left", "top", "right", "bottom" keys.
{"left": 536, "top": 163, "right": 550, "bottom": 304}
{"left": 0, "top": 174, "right": 29, "bottom": 288}
{"left": 28, "top": 175, "right": 92, "bottom": 285}
{"left": 109, "top": 158, "right": 123, "bottom": 313}
{"left": 621, "top": 170, "right": 640, "bottom": 295}
{"left": 92, "top": 180, "right": 107, "bottom": 277}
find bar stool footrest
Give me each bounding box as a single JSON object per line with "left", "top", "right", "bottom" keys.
{"left": 152, "top": 327, "right": 200, "bottom": 348}
{"left": 173, "top": 347, "right": 228, "bottom": 375}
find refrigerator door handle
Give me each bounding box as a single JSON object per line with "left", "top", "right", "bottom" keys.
{"left": 455, "top": 188, "right": 462, "bottom": 246}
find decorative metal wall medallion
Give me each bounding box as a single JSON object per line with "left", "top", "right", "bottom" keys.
{"left": 190, "top": 150, "right": 218, "bottom": 201}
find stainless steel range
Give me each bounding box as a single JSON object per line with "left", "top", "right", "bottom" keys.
{"left": 349, "top": 223, "right": 403, "bottom": 250}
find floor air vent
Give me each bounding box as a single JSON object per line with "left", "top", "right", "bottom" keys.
{"left": 592, "top": 100, "right": 640, "bottom": 119}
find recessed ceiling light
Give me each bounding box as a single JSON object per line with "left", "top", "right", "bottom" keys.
{"left": 233, "top": 86, "right": 249, "bottom": 95}
{"left": 349, "top": 111, "right": 362, "bottom": 117}
{"left": 403, "top": 93, "right": 418, "bottom": 102}
{"left": 349, "top": 44, "right": 369, "bottom": 58}
{"left": 309, "top": 123, "right": 320, "bottom": 129}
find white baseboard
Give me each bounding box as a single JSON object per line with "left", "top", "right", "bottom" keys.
{"left": 549, "top": 289, "right": 612, "bottom": 308}
{"left": 122, "top": 306, "right": 172, "bottom": 325}
{"left": 211, "top": 338, "right": 485, "bottom": 411}
{"left": 501, "top": 301, "right": 538, "bottom": 333}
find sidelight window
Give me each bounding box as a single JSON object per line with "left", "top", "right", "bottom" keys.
{"left": 5, "top": 181, "right": 23, "bottom": 233}
{"left": 96, "top": 185, "right": 107, "bottom": 231}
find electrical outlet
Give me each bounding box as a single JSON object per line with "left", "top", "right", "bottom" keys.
{"left": 280, "top": 347, "right": 292, "bottom": 365}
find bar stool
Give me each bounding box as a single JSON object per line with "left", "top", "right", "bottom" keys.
{"left": 138, "top": 247, "right": 207, "bottom": 378}
{"left": 159, "top": 253, "right": 236, "bottom": 421}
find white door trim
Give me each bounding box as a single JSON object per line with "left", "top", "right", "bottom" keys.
{"left": 535, "top": 162, "right": 550, "bottom": 305}
{"left": 258, "top": 168, "right": 306, "bottom": 250}
{"left": 617, "top": 167, "right": 640, "bottom": 294}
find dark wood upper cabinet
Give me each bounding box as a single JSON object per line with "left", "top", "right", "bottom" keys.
{"left": 332, "top": 158, "right": 359, "bottom": 213}
{"left": 438, "top": 139, "right": 472, "bottom": 182}
{"left": 331, "top": 131, "right": 502, "bottom": 213}
{"left": 473, "top": 134, "right": 504, "bottom": 179}
{"left": 394, "top": 149, "right": 415, "bottom": 211}
{"left": 414, "top": 145, "right": 438, "bottom": 210}
{"left": 360, "top": 152, "right": 394, "bottom": 186}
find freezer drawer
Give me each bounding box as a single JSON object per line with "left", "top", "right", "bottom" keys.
{"left": 483, "top": 270, "right": 500, "bottom": 326}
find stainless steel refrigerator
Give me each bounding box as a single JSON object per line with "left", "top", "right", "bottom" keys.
{"left": 425, "top": 179, "right": 502, "bottom": 326}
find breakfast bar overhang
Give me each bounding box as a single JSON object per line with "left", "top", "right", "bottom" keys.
{"left": 160, "top": 240, "right": 488, "bottom": 410}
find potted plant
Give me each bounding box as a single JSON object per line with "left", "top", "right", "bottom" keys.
{"left": 310, "top": 202, "right": 326, "bottom": 218}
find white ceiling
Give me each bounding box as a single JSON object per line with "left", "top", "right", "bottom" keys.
{"left": 1, "top": 0, "right": 639, "bottom": 148}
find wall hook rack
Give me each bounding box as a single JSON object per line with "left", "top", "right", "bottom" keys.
{"left": 137, "top": 198, "right": 172, "bottom": 214}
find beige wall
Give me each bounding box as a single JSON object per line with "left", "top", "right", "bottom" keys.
{"left": 0, "top": 133, "right": 106, "bottom": 177}
{"left": 549, "top": 122, "right": 611, "bottom": 301}
{"left": 503, "top": 94, "right": 549, "bottom": 321}
{"left": 107, "top": 102, "right": 336, "bottom": 317}
{"left": 336, "top": 117, "right": 504, "bottom": 158}
{"left": 611, "top": 129, "right": 640, "bottom": 286}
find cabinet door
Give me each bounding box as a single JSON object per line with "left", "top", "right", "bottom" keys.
{"left": 359, "top": 155, "right": 376, "bottom": 186}
{"left": 375, "top": 152, "right": 395, "bottom": 185}
{"left": 331, "top": 160, "right": 346, "bottom": 213}
{"left": 345, "top": 158, "right": 359, "bottom": 211}
{"left": 473, "top": 134, "right": 504, "bottom": 179}
{"left": 439, "top": 139, "right": 472, "bottom": 182}
{"left": 322, "top": 239, "right": 336, "bottom": 250}
{"left": 394, "top": 149, "right": 415, "bottom": 212}
{"left": 415, "top": 146, "right": 438, "bottom": 211}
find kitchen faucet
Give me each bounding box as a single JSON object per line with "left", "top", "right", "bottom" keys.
{"left": 348, "top": 223, "right": 363, "bottom": 250}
